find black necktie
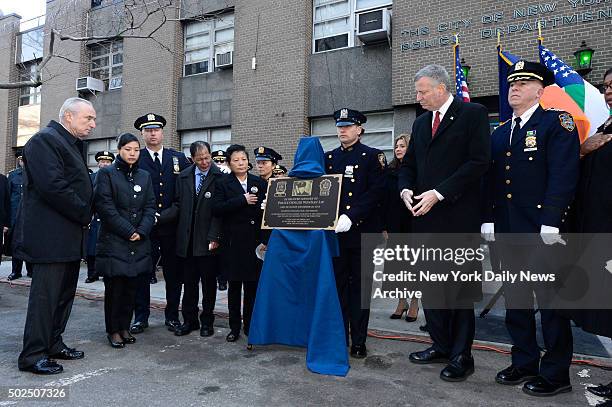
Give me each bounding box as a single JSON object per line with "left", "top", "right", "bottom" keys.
{"left": 510, "top": 117, "right": 522, "bottom": 146}
{"left": 196, "top": 173, "right": 205, "bottom": 196}
{"left": 154, "top": 152, "right": 161, "bottom": 171}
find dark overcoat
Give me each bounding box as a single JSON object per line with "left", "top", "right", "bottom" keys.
{"left": 94, "top": 157, "right": 156, "bottom": 278}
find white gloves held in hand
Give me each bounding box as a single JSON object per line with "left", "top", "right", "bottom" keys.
{"left": 335, "top": 214, "right": 352, "bottom": 233}
{"left": 480, "top": 223, "right": 495, "bottom": 242}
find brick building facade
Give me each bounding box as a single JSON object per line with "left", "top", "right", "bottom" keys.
{"left": 0, "top": 0, "right": 610, "bottom": 173}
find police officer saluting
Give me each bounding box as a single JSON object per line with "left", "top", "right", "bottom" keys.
{"left": 326, "top": 108, "right": 386, "bottom": 358}
{"left": 254, "top": 146, "right": 282, "bottom": 182}
{"left": 85, "top": 151, "right": 115, "bottom": 283}
{"left": 130, "top": 113, "right": 190, "bottom": 334}
{"left": 482, "top": 61, "right": 580, "bottom": 397}
{"left": 212, "top": 150, "right": 231, "bottom": 174}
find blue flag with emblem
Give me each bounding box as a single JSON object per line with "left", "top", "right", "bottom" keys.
{"left": 249, "top": 136, "right": 348, "bottom": 377}
{"left": 497, "top": 43, "right": 520, "bottom": 123}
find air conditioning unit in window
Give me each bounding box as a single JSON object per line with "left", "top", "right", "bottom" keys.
{"left": 76, "top": 76, "right": 104, "bottom": 93}
{"left": 356, "top": 8, "right": 391, "bottom": 44}
{"left": 215, "top": 51, "right": 233, "bottom": 69}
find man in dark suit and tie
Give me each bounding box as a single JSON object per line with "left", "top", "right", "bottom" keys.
{"left": 130, "top": 113, "right": 190, "bottom": 334}
{"left": 398, "top": 65, "right": 490, "bottom": 381}
{"left": 15, "top": 97, "right": 95, "bottom": 374}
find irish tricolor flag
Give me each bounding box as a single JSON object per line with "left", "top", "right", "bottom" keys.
{"left": 539, "top": 42, "right": 609, "bottom": 142}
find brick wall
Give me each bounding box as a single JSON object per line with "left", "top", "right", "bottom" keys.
{"left": 393, "top": 0, "right": 612, "bottom": 106}
{"left": 0, "top": 14, "right": 21, "bottom": 172}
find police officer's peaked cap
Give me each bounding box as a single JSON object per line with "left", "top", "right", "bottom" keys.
{"left": 212, "top": 150, "right": 227, "bottom": 163}
{"left": 334, "top": 108, "right": 367, "bottom": 127}
{"left": 134, "top": 113, "right": 167, "bottom": 130}
{"left": 95, "top": 150, "right": 115, "bottom": 162}
{"left": 507, "top": 60, "right": 554, "bottom": 87}
{"left": 14, "top": 149, "right": 23, "bottom": 158}
{"left": 272, "top": 164, "right": 288, "bottom": 176}
{"left": 254, "top": 146, "right": 283, "bottom": 163}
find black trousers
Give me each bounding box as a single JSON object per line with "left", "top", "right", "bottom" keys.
{"left": 86, "top": 255, "right": 97, "bottom": 278}
{"left": 133, "top": 232, "right": 182, "bottom": 323}
{"left": 182, "top": 256, "right": 217, "bottom": 327}
{"left": 422, "top": 308, "right": 475, "bottom": 359}
{"left": 12, "top": 257, "right": 33, "bottom": 276}
{"left": 228, "top": 280, "right": 258, "bottom": 335}
{"left": 104, "top": 276, "right": 137, "bottom": 334}
{"left": 18, "top": 261, "right": 80, "bottom": 369}
{"left": 332, "top": 246, "right": 373, "bottom": 347}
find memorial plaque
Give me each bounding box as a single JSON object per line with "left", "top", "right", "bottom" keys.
{"left": 262, "top": 174, "right": 342, "bottom": 230}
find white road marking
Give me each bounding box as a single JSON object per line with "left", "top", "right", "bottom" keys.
{"left": 44, "top": 367, "right": 117, "bottom": 387}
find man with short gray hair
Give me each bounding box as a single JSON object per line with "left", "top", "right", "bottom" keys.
{"left": 15, "top": 97, "right": 95, "bottom": 375}
{"left": 398, "top": 64, "right": 490, "bottom": 382}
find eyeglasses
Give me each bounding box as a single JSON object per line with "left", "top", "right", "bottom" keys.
{"left": 602, "top": 82, "right": 612, "bottom": 93}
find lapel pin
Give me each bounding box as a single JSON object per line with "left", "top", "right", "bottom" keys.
{"left": 450, "top": 116, "right": 454, "bottom": 121}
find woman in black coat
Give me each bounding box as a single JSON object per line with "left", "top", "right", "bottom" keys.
{"left": 213, "top": 144, "right": 267, "bottom": 343}
{"left": 383, "top": 134, "right": 418, "bottom": 321}
{"left": 95, "top": 133, "right": 156, "bottom": 348}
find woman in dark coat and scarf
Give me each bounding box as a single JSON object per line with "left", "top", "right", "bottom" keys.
{"left": 213, "top": 144, "right": 267, "bottom": 343}
{"left": 95, "top": 133, "right": 156, "bottom": 348}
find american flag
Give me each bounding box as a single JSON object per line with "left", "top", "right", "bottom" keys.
{"left": 454, "top": 42, "right": 470, "bottom": 102}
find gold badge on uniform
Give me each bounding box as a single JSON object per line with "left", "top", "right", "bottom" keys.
{"left": 524, "top": 130, "right": 537, "bottom": 152}
{"left": 147, "top": 114, "right": 155, "bottom": 121}
{"left": 515, "top": 61, "right": 524, "bottom": 71}
{"left": 559, "top": 113, "right": 575, "bottom": 132}
{"left": 344, "top": 165, "right": 354, "bottom": 178}
{"left": 258, "top": 147, "right": 265, "bottom": 154}
{"left": 377, "top": 153, "right": 387, "bottom": 169}
{"left": 172, "top": 156, "right": 180, "bottom": 174}
{"left": 340, "top": 109, "right": 348, "bottom": 119}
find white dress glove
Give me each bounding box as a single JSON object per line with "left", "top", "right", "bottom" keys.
{"left": 400, "top": 189, "right": 414, "bottom": 210}
{"left": 218, "top": 165, "right": 231, "bottom": 174}
{"left": 480, "top": 223, "right": 495, "bottom": 242}
{"left": 540, "top": 225, "right": 566, "bottom": 246}
{"left": 260, "top": 198, "right": 267, "bottom": 211}
{"left": 335, "top": 214, "right": 353, "bottom": 233}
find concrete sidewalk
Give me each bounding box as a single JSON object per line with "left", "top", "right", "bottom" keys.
{"left": 1, "top": 282, "right": 611, "bottom": 406}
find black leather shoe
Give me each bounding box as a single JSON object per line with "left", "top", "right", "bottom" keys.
{"left": 84, "top": 276, "right": 99, "bottom": 283}
{"left": 175, "top": 323, "right": 199, "bottom": 336}
{"left": 350, "top": 344, "right": 367, "bottom": 359}
{"left": 440, "top": 355, "right": 475, "bottom": 382}
{"left": 7, "top": 272, "right": 22, "bottom": 281}
{"left": 523, "top": 376, "right": 572, "bottom": 397}
{"left": 587, "top": 382, "right": 612, "bottom": 399}
{"left": 20, "top": 358, "right": 63, "bottom": 375}
{"left": 226, "top": 331, "right": 240, "bottom": 342}
{"left": 165, "top": 320, "right": 181, "bottom": 332}
{"left": 409, "top": 347, "right": 449, "bottom": 365}
{"left": 129, "top": 321, "right": 148, "bottom": 334}
{"left": 121, "top": 334, "right": 136, "bottom": 344}
{"left": 218, "top": 281, "right": 227, "bottom": 291}
{"left": 50, "top": 347, "right": 84, "bottom": 360}
{"left": 495, "top": 365, "right": 538, "bottom": 385}
{"left": 200, "top": 326, "right": 214, "bottom": 337}
{"left": 107, "top": 335, "right": 125, "bottom": 349}
{"left": 150, "top": 276, "right": 158, "bottom": 284}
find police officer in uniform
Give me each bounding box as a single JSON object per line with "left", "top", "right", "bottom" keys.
{"left": 482, "top": 61, "right": 580, "bottom": 397}
{"left": 325, "top": 108, "right": 386, "bottom": 358}
{"left": 130, "top": 113, "right": 190, "bottom": 334}
{"left": 212, "top": 150, "right": 231, "bottom": 174}
{"left": 272, "top": 164, "right": 288, "bottom": 178}
{"left": 85, "top": 151, "right": 115, "bottom": 283}
{"left": 254, "top": 146, "right": 282, "bottom": 182}
{"left": 6, "top": 150, "right": 33, "bottom": 280}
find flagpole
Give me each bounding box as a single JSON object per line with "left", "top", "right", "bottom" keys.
{"left": 497, "top": 31, "right": 501, "bottom": 49}
{"left": 537, "top": 20, "right": 544, "bottom": 44}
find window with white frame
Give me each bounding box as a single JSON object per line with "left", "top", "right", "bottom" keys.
{"left": 311, "top": 111, "right": 394, "bottom": 159}
{"left": 184, "top": 13, "right": 234, "bottom": 76}
{"left": 313, "top": 0, "right": 391, "bottom": 53}
{"left": 19, "top": 62, "right": 41, "bottom": 106}
{"left": 87, "top": 138, "right": 118, "bottom": 171}
{"left": 89, "top": 40, "right": 123, "bottom": 90}
{"left": 181, "top": 127, "right": 232, "bottom": 157}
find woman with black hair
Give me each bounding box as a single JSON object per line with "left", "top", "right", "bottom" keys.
{"left": 95, "top": 133, "right": 156, "bottom": 348}
{"left": 213, "top": 144, "right": 267, "bottom": 343}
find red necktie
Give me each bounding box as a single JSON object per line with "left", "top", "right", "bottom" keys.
{"left": 432, "top": 111, "right": 441, "bottom": 138}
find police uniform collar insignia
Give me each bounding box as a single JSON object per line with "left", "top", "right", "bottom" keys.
{"left": 340, "top": 108, "right": 348, "bottom": 119}
{"left": 147, "top": 114, "right": 155, "bottom": 121}
{"left": 559, "top": 113, "right": 575, "bottom": 132}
